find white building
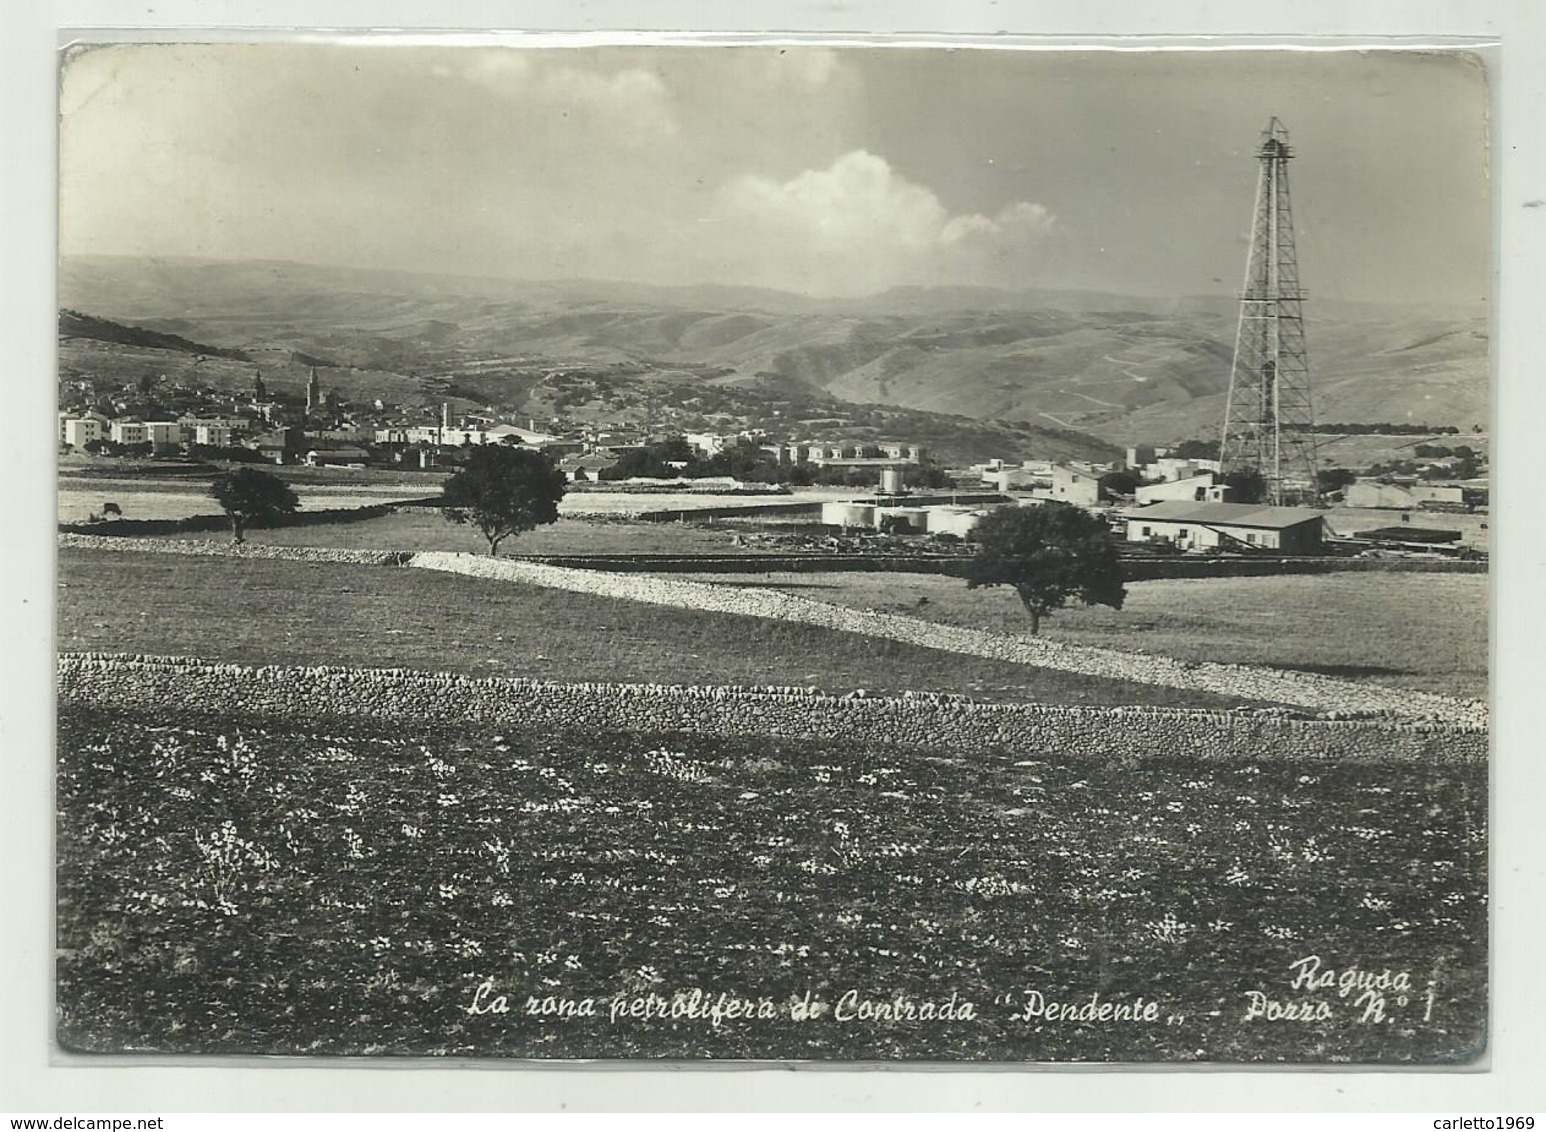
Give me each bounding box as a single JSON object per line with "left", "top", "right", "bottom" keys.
{"left": 979, "top": 460, "right": 1053, "bottom": 490}
{"left": 1147, "top": 457, "right": 1222, "bottom": 483}
{"left": 1028, "top": 465, "right": 1100, "bottom": 507}
{"left": 62, "top": 418, "right": 105, "bottom": 448}
{"left": 194, "top": 424, "right": 238, "bottom": 447}
{"left": 110, "top": 421, "right": 148, "bottom": 445}
{"left": 144, "top": 421, "right": 183, "bottom": 446}
{"left": 685, "top": 432, "right": 731, "bottom": 456}
{"left": 1345, "top": 481, "right": 1467, "bottom": 510}
{"left": 1121, "top": 502, "right": 1325, "bottom": 554}
{"left": 1134, "top": 471, "right": 1233, "bottom": 506}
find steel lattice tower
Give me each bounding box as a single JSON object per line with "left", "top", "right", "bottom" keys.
{"left": 1219, "top": 118, "right": 1319, "bottom": 505}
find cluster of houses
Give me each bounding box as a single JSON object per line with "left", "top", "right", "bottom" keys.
{"left": 685, "top": 431, "right": 925, "bottom": 466}
{"left": 822, "top": 489, "right": 1329, "bottom": 556}
{"left": 56, "top": 411, "right": 386, "bottom": 468}
{"left": 58, "top": 360, "right": 1485, "bottom": 559}
{"left": 825, "top": 441, "right": 1487, "bottom": 556}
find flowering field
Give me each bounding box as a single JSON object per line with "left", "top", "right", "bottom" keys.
{"left": 57, "top": 703, "right": 1486, "bottom": 1062}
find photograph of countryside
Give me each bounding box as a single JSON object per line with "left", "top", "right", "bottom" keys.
{"left": 54, "top": 43, "right": 1490, "bottom": 1062}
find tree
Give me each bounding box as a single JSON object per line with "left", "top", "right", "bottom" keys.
{"left": 440, "top": 445, "right": 566, "bottom": 556}
{"left": 1099, "top": 469, "right": 1143, "bottom": 499}
{"left": 1316, "top": 467, "right": 1358, "bottom": 494}
{"left": 209, "top": 467, "right": 300, "bottom": 544}
{"left": 963, "top": 503, "right": 1126, "bottom": 635}
{"left": 1172, "top": 438, "right": 1221, "bottom": 461}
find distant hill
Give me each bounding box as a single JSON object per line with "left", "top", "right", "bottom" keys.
{"left": 58, "top": 255, "right": 1489, "bottom": 447}
{"left": 58, "top": 308, "right": 251, "bottom": 362}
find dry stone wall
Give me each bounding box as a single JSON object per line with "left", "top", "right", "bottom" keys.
{"left": 57, "top": 653, "right": 1486, "bottom": 765}
{"left": 59, "top": 532, "right": 411, "bottom": 566}
{"left": 59, "top": 534, "right": 1487, "bottom": 727}
{"left": 408, "top": 552, "right": 1487, "bottom": 728}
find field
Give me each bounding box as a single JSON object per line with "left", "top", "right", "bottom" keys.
{"left": 152, "top": 511, "right": 783, "bottom": 557}
{"left": 59, "top": 456, "right": 451, "bottom": 488}
{"left": 54, "top": 506, "right": 1492, "bottom": 1062}
{"left": 1308, "top": 433, "right": 1489, "bottom": 472}
{"left": 664, "top": 571, "right": 1489, "bottom": 699}
{"left": 57, "top": 548, "right": 1253, "bottom": 709}
{"left": 59, "top": 478, "right": 434, "bottom": 524}
{"left": 56, "top": 703, "right": 1487, "bottom": 1061}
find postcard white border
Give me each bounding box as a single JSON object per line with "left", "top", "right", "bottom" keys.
{"left": 5, "top": 0, "right": 1544, "bottom": 1114}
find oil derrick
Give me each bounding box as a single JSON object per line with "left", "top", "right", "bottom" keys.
{"left": 1219, "top": 118, "right": 1319, "bottom": 505}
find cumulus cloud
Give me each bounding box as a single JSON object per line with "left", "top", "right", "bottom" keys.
{"left": 716, "top": 150, "right": 1055, "bottom": 295}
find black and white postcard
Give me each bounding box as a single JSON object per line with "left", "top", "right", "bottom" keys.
{"left": 52, "top": 40, "right": 1492, "bottom": 1064}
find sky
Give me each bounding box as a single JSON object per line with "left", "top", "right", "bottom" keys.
{"left": 58, "top": 43, "right": 1492, "bottom": 306}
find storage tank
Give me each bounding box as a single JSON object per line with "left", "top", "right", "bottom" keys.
{"left": 879, "top": 466, "right": 905, "bottom": 495}
{"left": 924, "top": 506, "right": 960, "bottom": 533}
{"left": 926, "top": 506, "right": 984, "bottom": 538}
{"left": 821, "top": 501, "right": 876, "bottom": 528}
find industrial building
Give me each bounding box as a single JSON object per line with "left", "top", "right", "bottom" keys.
{"left": 304, "top": 445, "right": 370, "bottom": 467}
{"left": 1134, "top": 472, "right": 1234, "bottom": 506}
{"left": 1121, "top": 502, "right": 1326, "bottom": 553}
{"left": 1345, "top": 481, "right": 1468, "bottom": 510}
{"left": 977, "top": 462, "right": 1102, "bottom": 505}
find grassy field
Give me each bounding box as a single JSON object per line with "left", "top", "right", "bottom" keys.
{"left": 1309, "top": 433, "right": 1488, "bottom": 471}
{"left": 673, "top": 571, "right": 1489, "bottom": 699}
{"left": 58, "top": 457, "right": 450, "bottom": 488}
{"left": 59, "top": 483, "right": 435, "bottom": 524}
{"left": 56, "top": 703, "right": 1487, "bottom": 1061}
{"left": 154, "top": 511, "right": 780, "bottom": 556}
{"left": 57, "top": 548, "right": 1255, "bottom": 709}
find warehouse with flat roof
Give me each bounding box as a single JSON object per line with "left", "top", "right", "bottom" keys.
{"left": 1120, "top": 502, "right": 1326, "bottom": 554}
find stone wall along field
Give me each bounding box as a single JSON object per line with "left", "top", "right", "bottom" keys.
{"left": 57, "top": 654, "right": 1486, "bottom": 765}
{"left": 58, "top": 533, "right": 1488, "bottom": 727}
{"left": 58, "top": 532, "right": 411, "bottom": 566}
{"left": 407, "top": 552, "right": 1488, "bottom": 728}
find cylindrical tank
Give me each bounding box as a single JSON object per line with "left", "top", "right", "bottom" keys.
{"left": 927, "top": 507, "right": 986, "bottom": 538}
{"left": 879, "top": 466, "right": 904, "bottom": 495}
{"left": 821, "top": 501, "right": 876, "bottom": 528}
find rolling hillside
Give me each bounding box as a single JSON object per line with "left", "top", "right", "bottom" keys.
{"left": 59, "top": 255, "right": 1488, "bottom": 447}
{"left": 59, "top": 309, "right": 252, "bottom": 362}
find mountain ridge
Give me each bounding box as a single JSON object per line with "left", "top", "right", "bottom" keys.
{"left": 58, "top": 255, "right": 1490, "bottom": 446}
